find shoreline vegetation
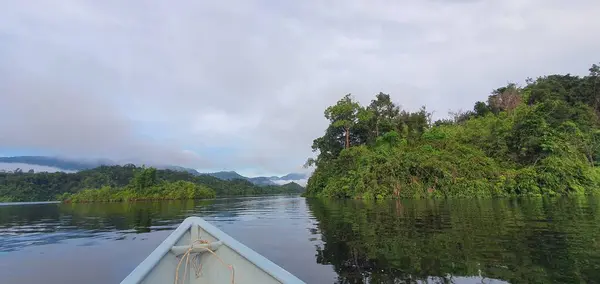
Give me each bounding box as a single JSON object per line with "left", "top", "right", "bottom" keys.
{"left": 60, "top": 180, "right": 217, "bottom": 203}
{"left": 305, "top": 63, "right": 600, "bottom": 199}
{"left": 0, "top": 165, "right": 304, "bottom": 203}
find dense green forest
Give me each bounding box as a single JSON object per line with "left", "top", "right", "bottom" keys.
{"left": 306, "top": 63, "right": 600, "bottom": 198}
{"left": 59, "top": 167, "right": 217, "bottom": 202}
{"left": 0, "top": 165, "right": 305, "bottom": 202}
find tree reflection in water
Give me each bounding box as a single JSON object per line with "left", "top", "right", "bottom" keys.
{"left": 306, "top": 197, "right": 600, "bottom": 284}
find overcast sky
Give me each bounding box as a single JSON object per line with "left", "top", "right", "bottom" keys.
{"left": 1, "top": 0, "right": 599, "bottom": 176}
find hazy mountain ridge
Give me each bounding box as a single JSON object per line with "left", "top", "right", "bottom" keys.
{"left": 0, "top": 156, "right": 104, "bottom": 171}
{"left": 204, "top": 171, "right": 247, "bottom": 181}
{"left": 0, "top": 156, "right": 307, "bottom": 186}
{"left": 279, "top": 173, "right": 307, "bottom": 181}
{"left": 0, "top": 156, "right": 201, "bottom": 174}
{"left": 202, "top": 171, "right": 308, "bottom": 186}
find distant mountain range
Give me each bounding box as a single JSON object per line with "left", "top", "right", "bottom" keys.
{"left": 0, "top": 156, "right": 308, "bottom": 186}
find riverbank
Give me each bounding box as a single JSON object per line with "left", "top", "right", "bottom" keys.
{"left": 0, "top": 201, "right": 61, "bottom": 206}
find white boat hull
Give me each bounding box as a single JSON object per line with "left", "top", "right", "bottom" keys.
{"left": 121, "top": 217, "right": 305, "bottom": 284}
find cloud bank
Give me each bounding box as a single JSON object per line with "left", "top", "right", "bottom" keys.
{"left": 1, "top": 0, "right": 599, "bottom": 175}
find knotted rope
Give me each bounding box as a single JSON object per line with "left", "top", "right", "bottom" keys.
{"left": 174, "top": 239, "right": 235, "bottom": 284}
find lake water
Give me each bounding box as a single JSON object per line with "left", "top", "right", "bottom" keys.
{"left": 1, "top": 195, "right": 599, "bottom": 283}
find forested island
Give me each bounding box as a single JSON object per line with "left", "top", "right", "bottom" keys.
{"left": 305, "top": 63, "right": 600, "bottom": 198}
{"left": 0, "top": 165, "right": 304, "bottom": 202}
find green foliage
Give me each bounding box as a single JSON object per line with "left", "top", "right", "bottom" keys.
{"left": 0, "top": 165, "right": 305, "bottom": 202}
{"left": 307, "top": 63, "right": 600, "bottom": 198}
{"left": 367, "top": 92, "right": 400, "bottom": 138}
{"left": 324, "top": 94, "right": 363, "bottom": 149}
{"left": 63, "top": 180, "right": 216, "bottom": 203}
{"left": 130, "top": 167, "right": 158, "bottom": 192}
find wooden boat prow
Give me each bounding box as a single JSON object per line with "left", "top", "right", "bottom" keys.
{"left": 121, "top": 217, "right": 306, "bottom": 284}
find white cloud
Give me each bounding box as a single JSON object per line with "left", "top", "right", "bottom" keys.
{"left": 272, "top": 179, "right": 309, "bottom": 187}
{"left": 0, "top": 0, "right": 599, "bottom": 175}
{"left": 0, "top": 163, "right": 73, "bottom": 173}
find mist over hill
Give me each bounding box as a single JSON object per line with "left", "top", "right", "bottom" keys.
{"left": 203, "top": 171, "right": 309, "bottom": 186}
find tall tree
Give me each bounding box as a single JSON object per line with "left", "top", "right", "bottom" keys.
{"left": 367, "top": 92, "right": 400, "bottom": 138}
{"left": 395, "top": 106, "right": 431, "bottom": 140}
{"left": 131, "top": 167, "right": 158, "bottom": 192}
{"left": 488, "top": 83, "right": 522, "bottom": 114}
{"left": 589, "top": 63, "right": 600, "bottom": 114}
{"left": 474, "top": 101, "right": 491, "bottom": 117}
{"left": 324, "top": 94, "right": 362, "bottom": 149}
{"left": 310, "top": 125, "right": 345, "bottom": 164}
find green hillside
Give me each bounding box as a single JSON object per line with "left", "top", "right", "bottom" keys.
{"left": 306, "top": 63, "right": 600, "bottom": 198}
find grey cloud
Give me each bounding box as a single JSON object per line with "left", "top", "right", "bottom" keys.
{"left": 1, "top": 0, "right": 600, "bottom": 175}
{"left": 0, "top": 70, "right": 209, "bottom": 168}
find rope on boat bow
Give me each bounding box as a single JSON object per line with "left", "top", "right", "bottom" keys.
{"left": 174, "top": 239, "right": 235, "bottom": 284}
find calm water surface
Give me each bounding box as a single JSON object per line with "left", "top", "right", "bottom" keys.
{"left": 1, "top": 195, "right": 600, "bottom": 283}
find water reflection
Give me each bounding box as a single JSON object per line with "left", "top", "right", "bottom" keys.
{"left": 1, "top": 196, "right": 600, "bottom": 283}
{"left": 306, "top": 197, "right": 600, "bottom": 284}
